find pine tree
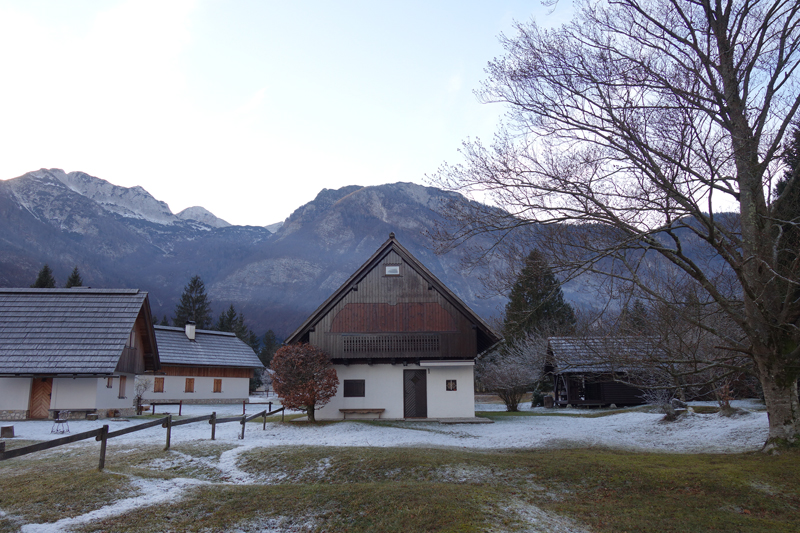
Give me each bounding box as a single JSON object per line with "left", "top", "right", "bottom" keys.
{"left": 618, "top": 299, "right": 649, "bottom": 336}
{"left": 173, "top": 275, "right": 212, "bottom": 329}
{"left": 774, "top": 121, "right": 800, "bottom": 303}
{"left": 160, "top": 315, "right": 170, "bottom": 326}
{"left": 65, "top": 266, "right": 83, "bottom": 288}
{"left": 214, "top": 304, "right": 259, "bottom": 350}
{"left": 775, "top": 120, "right": 799, "bottom": 198}
{"left": 501, "top": 250, "right": 575, "bottom": 344}
{"left": 258, "top": 330, "right": 281, "bottom": 367}
{"left": 31, "top": 264, "right": 57, "bottom": 288}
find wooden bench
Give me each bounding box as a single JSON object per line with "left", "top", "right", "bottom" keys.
{"left": 339, "top": 408, "right": 385, "bottom": 419}
{"left": 149, "top": 401, "right": 183, "bottom": 416}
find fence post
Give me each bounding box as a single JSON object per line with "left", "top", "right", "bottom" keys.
{"left": 282, "top": 408, "right": 284, "bottom": 422}
{"left": 268, "top": 401, "right": 272, "bottom": 412}
{"left": 164, "top": 415, "right": 172, "bottom": 450}
{"left": 179, "top": 401, "right": 182, "bottom": 416}
{"left": 240, "top": 415, "right": 246, "bottom": 440}
{"left": 97, "top": 425, "right": 109, "bottom": 471}
{"left": 242, "top": 400, "right": 246, "bottom": 415}
{"left": 210, "top": 412, "right": 216, "bottom": 440}
{"left": 263, "top": 411, "right": 267, "bottom": 430}
{"left": 0, "top": 441, "right": 5, "bottom": 454}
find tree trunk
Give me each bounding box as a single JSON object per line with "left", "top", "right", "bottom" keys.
{"left": 306, "top": 405, "right": 315, "bottom": 423}
{"left": 755, "top": 355, "right": 800, "bottom": 451}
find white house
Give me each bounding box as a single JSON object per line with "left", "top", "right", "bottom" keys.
{"left": 285, "top": 233, "right": 500, "bottom": 420}
{"left": 0, "top": 288, "right": 160, "bottom": 420}
{"left": 139, "top": 324, "right": 264, "bottom": 404}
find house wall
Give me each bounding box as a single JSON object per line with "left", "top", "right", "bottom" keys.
{"left": 0, "top": 375, "right": 139, "bottom": 420}
{"left": 139, "top": 374, "right": 250, "bottom": 403}
{"left": 49, "top": 374, "right": 136, "bottom": 415}
{"left": 315, "top": 363, "right": 475, "bottom": 420}
{"left": 0, "top": 377, "right": 33, "bottom": 419}
{"left": 424, "top": 365, "right": 476, "bottom": 418}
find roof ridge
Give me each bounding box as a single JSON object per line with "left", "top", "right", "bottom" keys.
{"left": 154, "top": 325, "right": 236, "bottom": 337}
{"left": 0, "top": 288, "right": 142, "bottom": 295}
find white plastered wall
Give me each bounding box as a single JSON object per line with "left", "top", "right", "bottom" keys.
{"left": 316, "top": 363, "right": 476, "bottom": 420}
{"left": 424, "top": 365, "right": 476, "bottom": 419}
{"left": 0, "top": 377, "right": 32, "bottom": 410}
{"left": 49, "top": 375, "right": 135, "bottom": 411}
{"left": 140, "top": 375, "right": 250, "bottom": 402}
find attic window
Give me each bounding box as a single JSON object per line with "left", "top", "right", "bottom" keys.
{"left": 385, "top": 265, "right": 400, "bottom": 276}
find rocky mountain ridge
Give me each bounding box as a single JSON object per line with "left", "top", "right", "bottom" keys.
{"left": 0, "top": 169, "right": 506, "bottom": 337}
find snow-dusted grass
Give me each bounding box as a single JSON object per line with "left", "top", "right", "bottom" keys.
{"left": 1, "top": 398, "right": 797, "bottom": 533}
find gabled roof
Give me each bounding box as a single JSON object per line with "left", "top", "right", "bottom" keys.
{"left": 154, "top": 326, "right": 264, "bottom": 369}
{"left": 286, "top": 234, "right": 500, "bottom": 353}
{"left": 0, "top": 288, "right": 158, "bottom": 376}
{"left": 548, "top": 336, "right": 659, "bottom": 374}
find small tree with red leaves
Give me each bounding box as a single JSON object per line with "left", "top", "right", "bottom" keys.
{"left": 271, "top": 343, "right": 338, "bottom": 422}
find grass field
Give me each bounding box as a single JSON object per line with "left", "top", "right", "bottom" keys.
{"left": 1, "top": 416, "right": 798, "bottom": 533}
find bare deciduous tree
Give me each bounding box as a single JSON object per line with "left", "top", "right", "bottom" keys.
{"left": 478, "top": 334, "right": 548, "bottom": 411}
{"left": 133, "top": 377, "right": 152, "bottom": 416}
{"left": 431, "top": 0, "right": 800, "bottom": 449}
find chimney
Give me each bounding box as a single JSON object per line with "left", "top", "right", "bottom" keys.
{"left": 185, "top": 321, "right": 196, "bottom": 341}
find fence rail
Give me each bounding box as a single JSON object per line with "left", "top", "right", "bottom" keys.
{"left": 0, "top": 407, "right": 285, "bottom": 470}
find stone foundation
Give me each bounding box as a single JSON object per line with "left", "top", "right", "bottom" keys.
{"left": 0, "top": 410, "right": 28, "bottom": 421}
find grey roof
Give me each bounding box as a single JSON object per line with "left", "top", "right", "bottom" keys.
{"left": 154, "top": 326, "right": 264, "bottom": 368}
{"left": 0, "top": 288, "right": 155, "bottom": 375}
{"left": 548, "top": 336, "right": 658, "bottom": 374}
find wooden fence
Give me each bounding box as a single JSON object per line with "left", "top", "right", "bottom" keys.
{"left": 0, "top": 407, "right": 285, "bottom": 470}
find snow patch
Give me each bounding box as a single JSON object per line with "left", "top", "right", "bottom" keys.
{"left": 496, "top": 499, "right": 591, "bottom": 533}
{"left": 20, "top": 477, "right": 209, "bottom": 533}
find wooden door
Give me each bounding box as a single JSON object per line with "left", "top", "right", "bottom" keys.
{"left": 29, "top": 378, "right": 53, "bottom": 419}
{"left": 403, "top": 369, "right": 427, "bottom": 418}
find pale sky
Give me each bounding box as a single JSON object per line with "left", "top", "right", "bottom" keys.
{"left": 0, "top": 1, "right": 572, "bottom": 227}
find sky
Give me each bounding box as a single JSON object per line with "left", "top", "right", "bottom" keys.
{"left": 0, "top": 1, "right": 573, "bottom": 227}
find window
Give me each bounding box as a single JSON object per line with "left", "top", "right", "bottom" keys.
{"left": 106, "top": 377, "right": 113, "bottom": 389}
{"left": 154, "top": 377, "right": 164, "bottom": 393}
{"left": 213, "top": 379, "right": 222, "bottom": 393}
{"left": 385, "top": 265, "right": 400, "bottom": 276}
{"left": 446, "top": 380, "right": 457, "bottom": 391}
{"left": 118, "top": 376, "right": 127, "bottom": 399}
{"left": 185, "top": 378, "right": 195, "bottom": 393}
{"left": 343, "top": 379, "right": 365, "bottom": 397}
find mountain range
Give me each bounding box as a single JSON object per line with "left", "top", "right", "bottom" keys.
{"left": 0, "top": 169, "right": 508, "bottom": 338}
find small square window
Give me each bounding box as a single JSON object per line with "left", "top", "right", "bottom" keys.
{"left": 106, "top": 377, "right": 114, "bottom": 389}
{"left": 343, "top": 379, "right": 366, "bottom": 397}
{"left": 385, "top": 265, "right": 400, "bottom": 276}
{"left": 446, "top": 380, "right": 457, "bottom": 391}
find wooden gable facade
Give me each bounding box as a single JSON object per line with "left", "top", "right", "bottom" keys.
{"left": 289, "top": 235, "right": 497, "bottom": 365}
{"left": 287, "top": 234, "right": 499, "bottom": 420}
